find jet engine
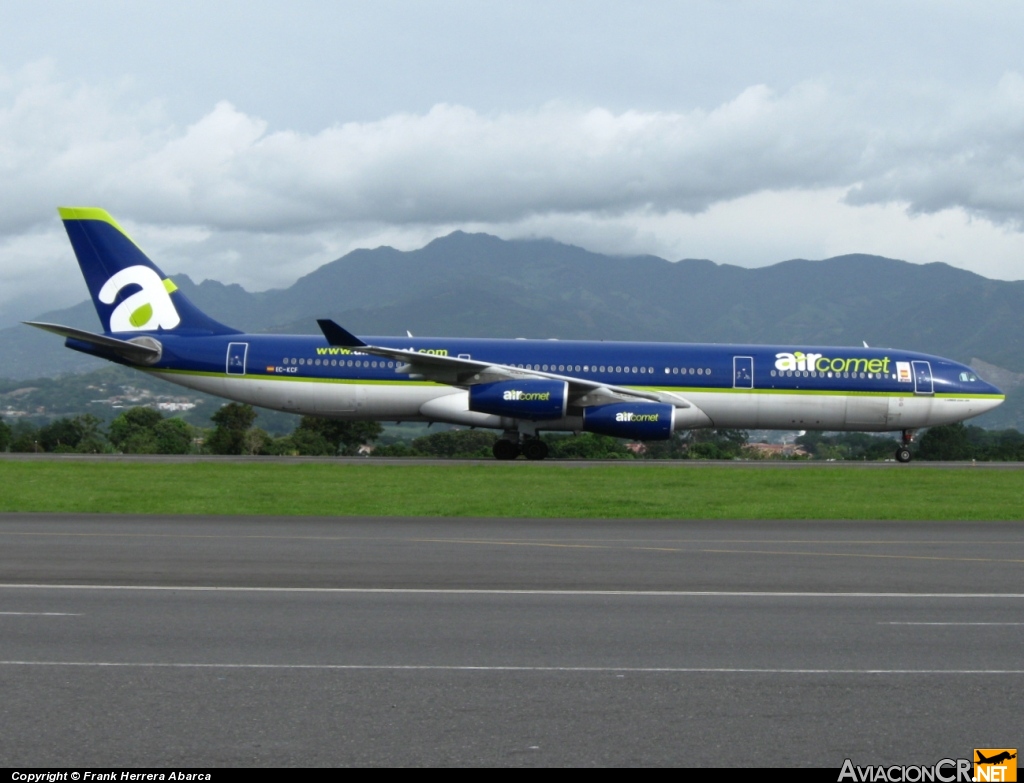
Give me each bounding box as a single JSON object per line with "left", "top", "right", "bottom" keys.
{"left": 468, "top": 379, "right": 568, "bottom": 420}
{"left": 583, "top": 402, "right": 675, "bottom": 440}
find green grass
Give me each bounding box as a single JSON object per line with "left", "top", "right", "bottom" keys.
{"left": 1, "top": 460, "right": 1022, "bottom": 519}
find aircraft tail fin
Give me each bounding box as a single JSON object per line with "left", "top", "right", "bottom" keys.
{"left": 58, "top": 207, "right": 239, "bottom": 336}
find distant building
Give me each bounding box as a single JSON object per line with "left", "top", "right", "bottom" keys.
{"left": 745, "top": 442, "right": 808, "bottom": 458}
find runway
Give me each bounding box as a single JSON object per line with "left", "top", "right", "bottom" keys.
{"left": 2, "top": 515, "right": 1022, "bottom": 766}
{"left": 3, "top": 452, "right": 1024, "bottom": 468}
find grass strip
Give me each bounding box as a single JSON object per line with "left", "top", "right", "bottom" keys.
{"left": 1, "top": 461, "right": 1022, "bottom": 519}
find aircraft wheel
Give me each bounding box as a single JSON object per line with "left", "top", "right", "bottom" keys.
{"left": 522, "top": 439, "right": 549, "bottom": 461}
{"left": 895, "top": 447, "right": 912, "bottom": 463}
{"left": 493, "top": 439, "right": 520, "bottom": 460}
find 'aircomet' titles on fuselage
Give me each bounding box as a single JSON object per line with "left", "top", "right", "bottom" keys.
{"left": 775, "top": 351, "right": 891, "bottom": 374}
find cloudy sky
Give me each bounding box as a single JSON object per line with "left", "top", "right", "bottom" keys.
{"left": 3, "top": 0, "right": 1024, "bottom": 326}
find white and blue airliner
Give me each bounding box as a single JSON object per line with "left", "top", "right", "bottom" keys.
{"left": 27, "top": 208, "right": 1005, "bottom": 461}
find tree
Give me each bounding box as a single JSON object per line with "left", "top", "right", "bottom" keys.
{"left": 294, "top": 417, "right": 383, "bottom": 456}
{"left": 682, "top": 429, "right": 748, "bottom": 460}
{"left": 639, "top": 432, "right": 691, "bottom": 459}
{"left": 37, "top": 414, "right": 109, "bottom": 453}
{"left": 0, "top": 417, "right": 11, "bottom": 452}
{"left": 287, "top": 427, "right": 334, "bottom": 456}
{"left": 795, "top": 431, "right": 897, "bottom": 461}
{"left": 109, "top": 407, "right": 164, "bottom": 453}
{"left": 37, "top": 417, "right": 84, "bottom": 452}
{"left": 152, "top": 417, "right": 195, "bottom": 454}
{"left": 371, "top": 441, "right": 416, "bottom": 457}
{"left": 543, "top": 433, "right": 632, "bottom": 459}
{"left": 206, "top": 403, "right": 258, "bottom": 455}
{"left": 9, "top": 420, "right": 41, "bottom": 453}
{"left": 918, "top": 423, "right": 973, "bottom": 461}
{"left": 71, "top": 414, "right": 108, "bottom": 453}
{"left": 409, "top": 429, "right": 497, "bottom": 458}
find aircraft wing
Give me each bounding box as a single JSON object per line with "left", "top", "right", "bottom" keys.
{"left": 24, "top": 321, "right": 161, "bottom": 364}
{"left": 317, "top": 319, "right": 691, "bottom": 408}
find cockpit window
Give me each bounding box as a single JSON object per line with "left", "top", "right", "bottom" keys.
{"left": 958, "top": 372, "right": 978, "bottom": 382}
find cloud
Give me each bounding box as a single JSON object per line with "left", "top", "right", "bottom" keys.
{"left": 111, "top": 84, "right": 866, "bottom": 229}
{"left": 844, "top": 72, "right": 1024, "bottom": 228}
{"left": 4, "top": 66, "right": 1024, "bottom": 233}
{"left": 2, "top": 62, "right": 1024, "bottom": 322}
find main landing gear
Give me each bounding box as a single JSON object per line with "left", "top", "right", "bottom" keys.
{"left": 521, "top": 438, "right": 549, "bottom": 461}
{"left": 895, "top": 429, "right": 916, "bottom": 463}
{"left": 492, "top": 435, "right": 549, "bottom": 460}
{"left": 492, "top": 439, "right": 520, "bottom": 460}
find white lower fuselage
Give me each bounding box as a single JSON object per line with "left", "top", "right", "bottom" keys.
{"left": 151, "top": 370, "right": 1001, "bottom": 433}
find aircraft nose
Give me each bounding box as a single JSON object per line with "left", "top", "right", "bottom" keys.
{"left": 978, "top": 388, "right": 1005, "bottom": 414}
{"left": 984, "top": 378, "right": 1005, "bottom": 397}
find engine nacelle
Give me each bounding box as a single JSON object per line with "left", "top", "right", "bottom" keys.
{"left": 583, "top": 402, "right": 675, "bottom": 440}
{"left": 469, "top": 379, "right": 568, "bottom": 420}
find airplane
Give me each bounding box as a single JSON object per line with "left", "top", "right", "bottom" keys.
{"left": 977, "top": 752, "right": 1016, "bottom": 765}
{"left": 26, "top": 207, "right": 1005, "bottom": 462}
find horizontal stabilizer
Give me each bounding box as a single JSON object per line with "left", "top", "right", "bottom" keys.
{"left": 24, "top": 321, "right": 161, "bottom": 364}
{"left": 317, "top": 319, "right": 366, "bottom": 348}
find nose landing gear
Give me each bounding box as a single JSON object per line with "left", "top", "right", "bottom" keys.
{"left": 895, "top": 429, "right": 916, "bottom": 463}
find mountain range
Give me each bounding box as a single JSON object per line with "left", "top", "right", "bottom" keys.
{"left": 3, "top": 231, "right": 1022, "bottom": 427}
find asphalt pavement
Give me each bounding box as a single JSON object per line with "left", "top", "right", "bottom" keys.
{"left": 1, "top": 514, "right": 1022, "bottom": 766}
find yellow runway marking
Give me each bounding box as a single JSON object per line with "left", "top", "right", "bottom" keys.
{"left": 411, "top": 538, "right": 1024, "bottom": 565}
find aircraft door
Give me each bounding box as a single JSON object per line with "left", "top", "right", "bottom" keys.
{"left": 912, "top": 361, "right": 933, "bottom": 395}
{"left": 733, "top": 356, "right": 754, "bottom": 389}
{"left": 226, "top": 342, "right": 248, "bottom": 375}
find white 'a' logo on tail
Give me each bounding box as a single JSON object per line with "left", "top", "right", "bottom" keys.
{"left": 99, "top": 265, "right": 181, "bottom": 332}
